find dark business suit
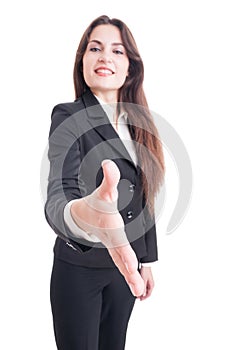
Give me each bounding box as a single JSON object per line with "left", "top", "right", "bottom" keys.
{"left": 45, "top": 89, "right": 158, "bottom": 349}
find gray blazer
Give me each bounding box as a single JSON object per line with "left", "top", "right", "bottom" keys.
{"left": 45, "top": 89, "right": 158, "bottom": 267}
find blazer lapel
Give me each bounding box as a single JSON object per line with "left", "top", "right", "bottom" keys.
{"left": 81, "top": 89, "right": 137, "bottom": 167}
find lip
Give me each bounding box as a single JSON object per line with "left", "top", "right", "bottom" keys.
{"left": 94, "top": 66, "right": 115, "bottom": 75}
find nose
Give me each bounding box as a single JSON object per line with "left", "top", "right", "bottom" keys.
{"left": 98, "top": 52, "right": 113, "bottom": 63}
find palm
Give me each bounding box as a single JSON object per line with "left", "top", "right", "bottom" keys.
{"left": 72, "top": 159, "right": 145, "bottom": 297}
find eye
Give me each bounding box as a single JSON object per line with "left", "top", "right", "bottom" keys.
{"left": 90, "top": 47, "right": 101, "bottom": 52}
{"left": 113, "top": 49, "right": 124, "bottom": 55}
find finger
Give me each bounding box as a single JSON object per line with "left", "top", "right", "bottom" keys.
{"left": 147, "top": 281, "right": 155, "bottom": 297}
{"left": 139, "top": 287, "right": 148, "bottom": 301}
{"left": 108, "top": 248, "right": 140, "bottom": 296}
{"left": 108, "top": 247, "right": 145, "bottom": 297}
{"left": 102, "top": 159, "right": 120, "bottom": 189}
{"left": 139, "top": 281, "right": 154, "bottom": 301}
{"left": 114, "top": 245, "right": 139, "bottom": 273}
{"left": 98, "top": 160, "right": 120, "bottom": 202}
{"left": 108, "top": 245, "right": 138, "bottom": 275}
{"left": 108, "top": 247, "right": 130, "bottom": 277}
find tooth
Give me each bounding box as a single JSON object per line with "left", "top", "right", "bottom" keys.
{"left": 97, "top": 69, "right": 112, "bottom": 74}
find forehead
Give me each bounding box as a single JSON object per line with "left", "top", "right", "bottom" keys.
{"left": 89, "top": 24, "right": 123, "bottom": 44}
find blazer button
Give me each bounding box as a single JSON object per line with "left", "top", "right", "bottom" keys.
{"left": 129, "top": 184, "right": 135, "bottom": 192}
{"left": 127, "top": 211, "right": 133, "bottom": 219}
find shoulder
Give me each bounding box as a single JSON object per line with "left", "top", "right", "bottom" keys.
{"left": 51, "top": 97, "right": 84, "bottom": 119}
{"left": 49, "top": 90, "right": 100, "bottom": 135}
{"left": 49, "top": 97, "right": 85, "bottom": 135}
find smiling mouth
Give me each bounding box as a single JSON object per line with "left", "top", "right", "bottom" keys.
{"left": 95, "top": 68, "right": 115, "bottom": 75}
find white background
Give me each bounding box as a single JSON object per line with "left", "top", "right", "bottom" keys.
{"left": 1, "top": 0, "right": 233, "bottom": 349}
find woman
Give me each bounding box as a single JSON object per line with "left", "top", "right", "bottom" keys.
{"left": 45, "top": 15, "right": 165, "bottom": 350}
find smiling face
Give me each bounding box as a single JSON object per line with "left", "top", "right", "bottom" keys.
{"left": 82, "top": 24, "right": 129, "bottom": 103}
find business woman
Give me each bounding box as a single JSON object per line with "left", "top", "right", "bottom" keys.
{"left": 45, "top": 15, "right": 165, "bottom": 350}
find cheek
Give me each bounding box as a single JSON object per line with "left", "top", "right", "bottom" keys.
{"left": 83, "top": 53, "right": 93, "bottom": 71}
{"left": 122, "top": 59, "right": 129, "bottom": 77}
{"left": 82, "top": 55, "right": 87, "bottom": 69}
{"left": 82, "top": 56, "right": 93, "bottom": 81}
{"left": 119, "top": 62, "right": 129, "bottom": 79}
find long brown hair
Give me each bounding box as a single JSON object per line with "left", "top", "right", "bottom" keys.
{"left": 73, "top": 15, "right": 165, "bottom": 216}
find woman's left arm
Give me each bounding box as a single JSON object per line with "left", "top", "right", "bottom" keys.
{"left": 138, "top": 266, "right": 155, "bottom": 301}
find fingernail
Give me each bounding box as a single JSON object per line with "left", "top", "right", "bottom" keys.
{"left": 101, "top": 159, "right": 111, "bottom": 166}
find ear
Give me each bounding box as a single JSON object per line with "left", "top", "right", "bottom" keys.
{"left": 126, "top": 64, "right": 131, "bottom": 77}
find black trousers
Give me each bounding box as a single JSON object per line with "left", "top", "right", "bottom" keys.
{"left": 50, "top": 257, "right": 136, "bottom": 350}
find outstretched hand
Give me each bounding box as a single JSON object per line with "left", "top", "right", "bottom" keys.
{"left": 71, "top": 159, "right": 145, "bottom": 297}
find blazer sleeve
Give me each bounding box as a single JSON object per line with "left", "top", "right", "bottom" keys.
{"left": 44, "top": 104, "right": 86, "bottom": 243}
{"left": 140, "top": 206, "right": 158, "bottom": 263}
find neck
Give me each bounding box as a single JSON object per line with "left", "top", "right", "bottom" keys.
{"left": 91, "top": 89, "right": 118, "bottom": 104}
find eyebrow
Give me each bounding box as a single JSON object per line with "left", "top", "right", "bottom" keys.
{"left": 88, "top": 39, "right": 125, "bottom": 47}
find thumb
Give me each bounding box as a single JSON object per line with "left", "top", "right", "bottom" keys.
{"left": 98, "top": 160, "right": 120, "bottom": 202}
